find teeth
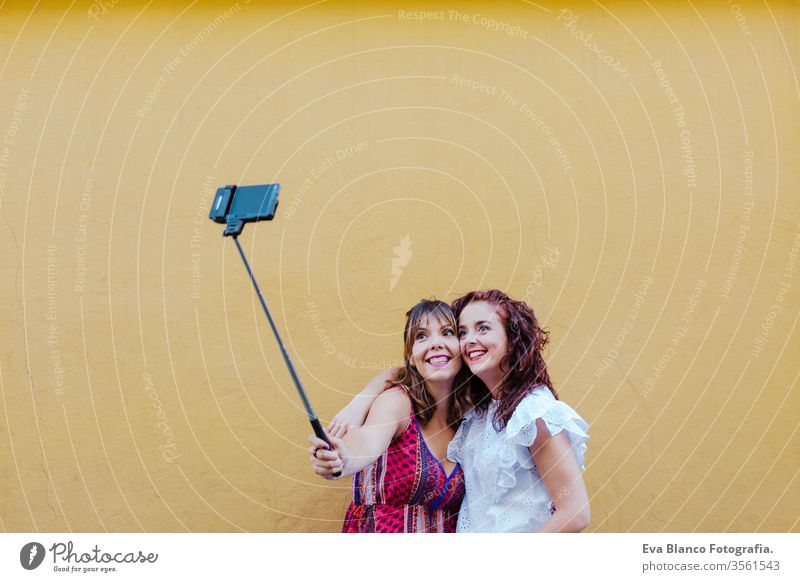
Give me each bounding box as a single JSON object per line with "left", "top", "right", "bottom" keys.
{"left": 469, "top": 350, "right": 486, "bottom": 358}
{"left": 428, "top": 356, "right": 449, "bottom": 363}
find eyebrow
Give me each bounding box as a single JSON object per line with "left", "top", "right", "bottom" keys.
{"left": 458, "top": 320, "right": 491, "bottom": 327}
{"left": 419, "top": 322, "right": 455, "bottom": 333}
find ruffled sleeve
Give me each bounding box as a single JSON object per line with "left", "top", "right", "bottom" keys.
{"left": 446, "top": 408, "right": 477, "bottom": 464}
{"left": 495, "top": 386, "right": 589, "bottom": 497}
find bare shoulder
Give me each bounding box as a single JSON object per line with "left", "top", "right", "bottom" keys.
{"left": 374, "top": 386, "right": 411, "bottom": 412}
{"left": 365, "top": 386, "right": 411, "bottom": 437}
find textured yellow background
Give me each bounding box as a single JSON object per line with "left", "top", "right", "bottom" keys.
{"left": 0, "top": 0, "right": 798, "bottom": 532}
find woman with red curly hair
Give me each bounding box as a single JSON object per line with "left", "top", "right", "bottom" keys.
{"left": 447, "top": 289, "right": 589, "bottom": 532}
{"left": 330, "top": 290, "right": 590, "bottom": 533}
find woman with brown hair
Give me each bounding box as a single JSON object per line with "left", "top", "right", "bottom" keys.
{"left": 308, "top": 299, "right": 473, "bottom": 532}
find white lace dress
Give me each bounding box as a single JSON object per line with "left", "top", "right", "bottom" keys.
{"left": 447, "top": 386, "right": 589, "bottom": 532}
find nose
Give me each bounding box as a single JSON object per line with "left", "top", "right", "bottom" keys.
{"left": 462, "top": 330, "right": 477, "bottom": 344}
{"left": 430, "top": 334, "right": 445, "bottom": 349}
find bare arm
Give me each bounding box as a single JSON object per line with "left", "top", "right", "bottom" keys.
{"left": 310, "top": 387, "right": 410, "bottom": 479}
{"left": 326, "top": 366, "right": 401, "bottom": 438}
{"left": 529, "top": 418, "right": 590, "bottom": 532}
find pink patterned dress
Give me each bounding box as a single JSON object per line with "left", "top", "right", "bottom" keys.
{"left": 342, "top": 410, "right": 465, "bottom": 533}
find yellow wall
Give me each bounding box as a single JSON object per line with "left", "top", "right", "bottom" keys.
{"left": 1, "top": 0, "right": 797, "bottom": 532}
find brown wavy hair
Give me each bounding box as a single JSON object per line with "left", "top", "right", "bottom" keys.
{"left": 388, "top": 299, "right": 472, "bottom": 428}
{"left": 451, "top": 289, "right": 557, "bottom": 431}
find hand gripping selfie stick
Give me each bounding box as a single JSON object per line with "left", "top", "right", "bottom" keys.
{"left": 209, "top": 183, "right": 340, "bottom": 476}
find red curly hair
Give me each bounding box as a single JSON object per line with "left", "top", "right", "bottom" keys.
{"left": 451, "top": 289, "right": 557, "bottom": 431}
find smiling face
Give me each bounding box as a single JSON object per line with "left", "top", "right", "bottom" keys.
{"left": 458, "top": 300, "right": 509, "bottom": 383}
{"left": 409, "top": 315, "right": 463, "bottom": 383}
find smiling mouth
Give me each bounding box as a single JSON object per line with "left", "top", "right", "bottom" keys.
{"left": 426, "top": 355, "right": 451, "bottom": 367}
{"left": 467, "top": 349, "right": 487, "bottom": 361}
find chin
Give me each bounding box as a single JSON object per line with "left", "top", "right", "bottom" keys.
{"left": 467, "top": 360, "right": 489, "bottom": 372}
{"left": 472, "top": 362, "right": 498, "bottom": 378}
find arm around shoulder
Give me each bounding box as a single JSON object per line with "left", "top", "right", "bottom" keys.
{"left": 327, "top": 366, "right": 402, "bottom": 437}
{"left": 335, "top": 386, "right": 411, "bottom": 477}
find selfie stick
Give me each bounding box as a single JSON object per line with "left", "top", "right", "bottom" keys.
{"left": 232, "top": 238, "right": 334, "bottom": 446}
{"left": 211, "top": 184, "right": 339, "bottom": 475}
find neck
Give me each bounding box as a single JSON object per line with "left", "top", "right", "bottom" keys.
{"left": 423, "top": 378, "right": 452, "bottom": 425}
{"left": 478, "top": 370, "right": 504, "bottom": 400}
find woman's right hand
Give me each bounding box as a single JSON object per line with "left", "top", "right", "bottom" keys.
{"left": 327, "top": 397, "right": 372, "bottom": 439}
{"left": 308, "top": 434, "right": 348, "bottom": 480}
{"left": 326, "top": 366, "right": 402, "bottom": 438}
